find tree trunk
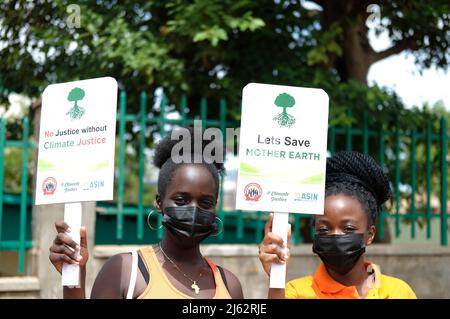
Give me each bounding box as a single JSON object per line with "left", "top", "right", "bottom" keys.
{"left": 319, "top": 0, "right": 416, "bottom": 84}
{"left": 340, "top": 19, "right": 373, "bottom": 84}
{"left": 321, "top": 0, "right": 375, "bottom": 84}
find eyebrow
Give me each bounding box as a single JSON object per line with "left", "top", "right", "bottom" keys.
{"left": 339, "top": 218, "right": 359, "bottom": 224}
{"left": 314, "top": 218, "right": 329, "bottom": 225}
{"left": 315, "top": 217, "right": 360, "bottom": 224}
{"left": 170, "top": 192, "right": 191, "bottom": 196}
{"left": 170, "top": 192, "right": 216, "bottom": 200}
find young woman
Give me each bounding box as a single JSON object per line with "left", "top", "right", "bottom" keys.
{"left": 259, "top": 151, "right": 417, "bottom": 299}
{"left": 49, "top": 127, "right": 244, "bottom": 299}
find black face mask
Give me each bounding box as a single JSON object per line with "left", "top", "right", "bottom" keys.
{"left": 312, "top": 233, "right": 366, "bottom": 275}
{"left": 162, "top": 206, "right": 218, "bottom": 244}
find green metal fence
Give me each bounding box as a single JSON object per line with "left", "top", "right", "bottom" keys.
{"left": 0, "top": 117, "right": 35, "bottom": 273}
{"left": 100, "top": 91, "right": 449, "bottom": 247}
{"left": 1, "top": 90, "right": 449, "bottom": 274}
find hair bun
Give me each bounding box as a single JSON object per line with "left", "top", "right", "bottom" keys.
{"left": 326, "top": 151, "right": 391, "bottom": 206}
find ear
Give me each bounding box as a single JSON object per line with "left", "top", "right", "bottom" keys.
{"left": 154, "top": 194, "right": 163, "bottom": 214}
{"left": 366, "top": 225, "right": 376, "bottom": 246}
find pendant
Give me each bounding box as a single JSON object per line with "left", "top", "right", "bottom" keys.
{"left": 191, "top": 281, "right": 200, "bottom": 295}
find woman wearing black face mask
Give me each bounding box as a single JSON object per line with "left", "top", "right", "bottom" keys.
{"left": 49, "top": 127, "right": 244, "bottom": 299}
{"left": 259, "top": 151, "right": 416, "bottom": 299}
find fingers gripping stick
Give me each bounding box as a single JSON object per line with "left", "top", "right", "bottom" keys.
{"left": 62, "top": 203, "right": 82, "bottom": 287}
{"left": 269, "top": 212, "right": 289, "bottom": 288}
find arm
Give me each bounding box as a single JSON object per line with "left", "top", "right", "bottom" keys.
{"left": 268, "top": 288, "right": 286, "bottom": 299}
{"left": 221, "top": 267, "right": 244, "bottom": 299}
{"left": 90, "top": 253, "right": 133, "bottom": 299}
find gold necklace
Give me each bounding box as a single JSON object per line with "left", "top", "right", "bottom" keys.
{"left": 158, "top": 243, "right": 203, "bottom": 295}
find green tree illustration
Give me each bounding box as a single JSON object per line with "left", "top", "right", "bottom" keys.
{"left": 67, "top": 87, "right": 86, "bottom": 119}
{"left": 273, "top": 93, "right": 296, "bottom": 128}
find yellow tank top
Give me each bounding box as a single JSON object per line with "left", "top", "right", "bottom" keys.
{"left": 137, "top": 246, "right": 232, "bottom": 299}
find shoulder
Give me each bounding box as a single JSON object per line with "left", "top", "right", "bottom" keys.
{"left": 104, "top": 252, "right": 133, "bottom": 271}
{"left": 219, "top": 266, "right": 244, "bottom": 299}
{"left": 285, "top": 276, "right": 315, "bottom": 299}
{"left": 91, "top": 252, "right": 133, "bottom": 299}
{"left": 379, "top": 274, "right": 417, "bottom": 299}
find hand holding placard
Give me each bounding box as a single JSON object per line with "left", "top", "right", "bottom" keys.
{"left": 49, "top": 219, "right": 89, "bottom": 280}
{"left": 269, "top": 212, "right": 290, "bottom": 288}
{"left": 258, "top": 213, "right": 291, "bottom": 287}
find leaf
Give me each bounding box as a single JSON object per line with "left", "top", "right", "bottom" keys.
{"left": 193, "top": 26, "right": 228, "bottom": 46}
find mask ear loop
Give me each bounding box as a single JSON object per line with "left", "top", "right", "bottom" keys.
{"left": 211, "top": 216, "right": 223, "bottom": 237}
{"left": 147, "top": 210, "right": 163, "bottom": 230}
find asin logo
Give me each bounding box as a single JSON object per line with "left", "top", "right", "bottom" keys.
{"left": 42, "top": 177, "right": 57, "bottom": 195}
{"left": 294, "top": 192, "right": 318, "bottom": 202}
{"left": 244, "top": 183, "right": 262, "bottom": 202}
{"left": 83, "top": 180, "right": 105, "bottom": 191}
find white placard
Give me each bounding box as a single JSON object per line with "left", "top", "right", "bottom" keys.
{"left": 35, "top": 77, "right": 118, "bottom": 287}
{"left": 236, "top": 83, "right": 329, "bottom": 215}
{"left": 35, "top": 77, "right": 118, "bottom": 205}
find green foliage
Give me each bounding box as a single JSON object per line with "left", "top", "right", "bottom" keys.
{"left": 165, "top": 1, "right": 264, "bottom": 46}
{"left": 380, "top": 1, "right": 450, "bottom": 69}
{"left": 192, "top": 26, "right": 229, "bottom": 47}
{"left": 3, "top": 147, "right": 33, "bottom": 194}
{"left": 307, "top": 22, "right": 343, "bottom": 66}
{"left": 1, "top": 0, "right": 448, "bottom": 121}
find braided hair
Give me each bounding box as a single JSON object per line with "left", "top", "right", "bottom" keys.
{"left": 153, "top": 126, "right": 225, "bottom": 200}
{"left": 325, "top": 151, "right": 391, "bottom": 227}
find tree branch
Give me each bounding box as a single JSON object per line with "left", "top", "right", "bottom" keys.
{"left": 372, "top": 38, "right": 419, "bottom": 63}
{"left": 305, "top": 9, "right": 321, "bottom": 17}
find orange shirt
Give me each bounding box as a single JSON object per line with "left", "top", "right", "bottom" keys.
{"left": 285, "top": 262, "right": 417, "bottom": 299}
{"left": 137, "top": 247, "right": 232, "bottom": 299}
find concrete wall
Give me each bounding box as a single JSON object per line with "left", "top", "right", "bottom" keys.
{"left": 0, "top": 277, "right": 40, "bottom": 299}
{"left": 0, "top": 252, "right": 26, "bottom": 276}
{"left": 91, "top": 244, "right": 450, "bottom": 299}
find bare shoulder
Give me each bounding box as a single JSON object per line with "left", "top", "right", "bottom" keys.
{"left": 91, "top": 252, "right": 133, "bottom": 299}
{"left": 103, "top": 252, "right": 132, "bottom": 271}
{"left": 220, "top": 266, "right": 244, "bottom": 299}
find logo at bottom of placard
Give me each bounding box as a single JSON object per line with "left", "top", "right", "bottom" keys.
{"left": 244, "top": 183, "right": 262, "bottom": 202}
